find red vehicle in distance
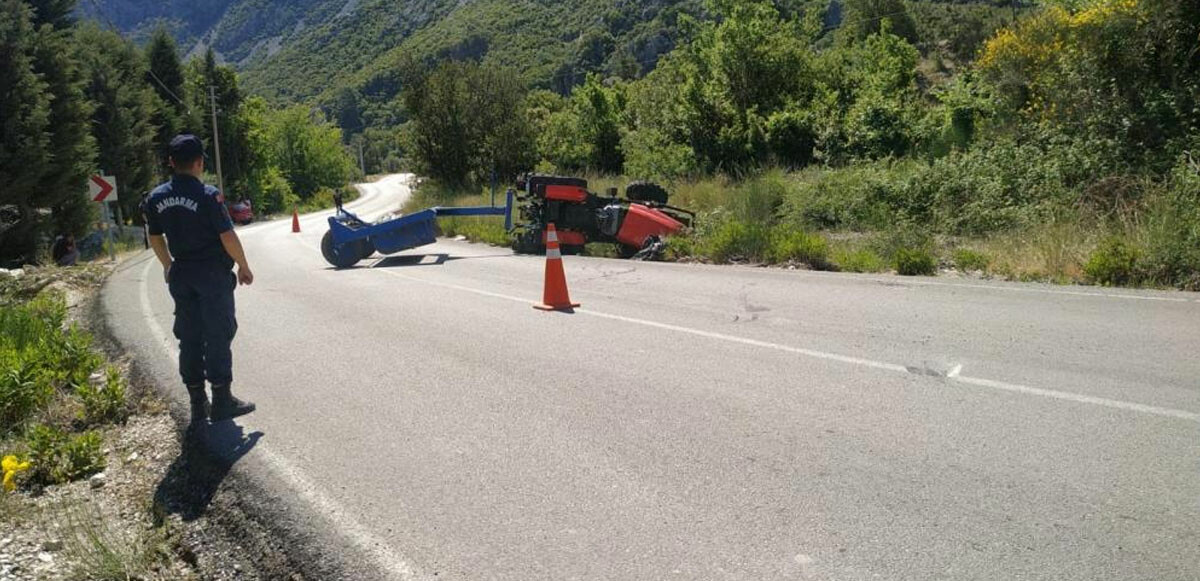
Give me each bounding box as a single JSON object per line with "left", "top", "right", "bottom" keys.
{"left": 228, "top": 199, "right": 254, "bottom": 226}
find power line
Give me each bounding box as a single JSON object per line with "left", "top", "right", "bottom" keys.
{"left": 83, "top": 0, "right": 190, "bottom": 111}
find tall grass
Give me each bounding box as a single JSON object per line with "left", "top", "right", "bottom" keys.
{"left": 48, "top": 499, "right": 170, "bottom": 581}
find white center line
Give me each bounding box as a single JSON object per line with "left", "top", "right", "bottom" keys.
{"left": 366, "top": 264, "right": 1200, "bottom": 424}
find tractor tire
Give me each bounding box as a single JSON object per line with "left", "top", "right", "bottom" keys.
{"left": 358, "top": 239, "right": 376, "bottom": 260}
{"left": 512, "top": 230, "right": 545, "bottom": 255}
{"left": 626, "top": 181, "right": 670, "bottom": 205}
{"left": 321, "top": 230, "right": 362, "bottom": 269}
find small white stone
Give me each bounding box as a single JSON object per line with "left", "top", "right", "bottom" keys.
{"left": 36, "top": 552, "right": 51, "bottom": 563}
{"left": 126, "top": 452, "right": 139, "bottom": 462}
{"left": 89, "top": 473, "right": 106, "bottom": 489}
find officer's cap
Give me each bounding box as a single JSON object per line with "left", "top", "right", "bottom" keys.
{"left": 169, "top": 134, "right": 206, "bottom": 164}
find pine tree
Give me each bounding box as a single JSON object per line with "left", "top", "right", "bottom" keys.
{"left": 0, "top": 0, "right": 94, "bottom": 264}
{"left": 146, "top": 25, "right": 188, "bottom": 179}
{"left": 75, "top": 23, "right": 159, "bottom": 222}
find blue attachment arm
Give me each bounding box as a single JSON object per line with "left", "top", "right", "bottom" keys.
{"left": 430, "top": 189, "right": 515, "bottom": 229}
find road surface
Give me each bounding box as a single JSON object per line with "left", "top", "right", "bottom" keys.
{"left": 104, "top": 174, "right": 1200, "bottom": 580}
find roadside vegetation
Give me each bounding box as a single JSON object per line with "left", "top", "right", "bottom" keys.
{"left": 1, "top": 274, "right": 117, "bottom": 494}
{"left": 393, "top": 0, "right": 1200, "bottom": 288}
{"left": 2, "top": 1, "right": 359, "bottom": 267}
{"left": 0, "top": 266, "right": 266, "bottom": 579}
{"left": 0, "top": 266, "right": 175, "bottom": 578}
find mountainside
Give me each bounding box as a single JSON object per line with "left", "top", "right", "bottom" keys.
{"left": 82, "top": 0, "right": 700, "bottom": 106}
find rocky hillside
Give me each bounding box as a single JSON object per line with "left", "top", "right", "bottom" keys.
{"left": 82, "top": 0, "right": 701, "bottom": 103}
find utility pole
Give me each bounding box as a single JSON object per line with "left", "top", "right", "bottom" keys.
{"left": 358, "top": 139, "right": 366, "bottom": 177}
{"left": 209, "top": 86, "right": 226, "bottom": 196}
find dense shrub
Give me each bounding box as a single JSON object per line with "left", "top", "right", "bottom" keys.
{"left": 894, "top": 247, "right": 937, "bottom": 276}
{"left": 26, "top": 425, "right": 105, "bottom": 486}
{"left": 771, "top": 229, "right": 830, "bottom": 269}
{"left": 76, "top": 366, "right": 128, "bottom": 426}
{"left": 0, "top": 361, "right": 51, "bottom": 435}
{"left": 1136, "top": 162, "right": 1200, "bottom": 289}
{"left": 0, "top": 293, "right": 101, "bottom": 435}
{"left": 832, "top": 248, "right": 887, "bottom": 273}
{"left": 952, "top": 248, "right": 991, "bottom": 272}
{"left": 1084, "top": 237, "right": 1141, "bottom": 286}
{"left": 781, "top": 162, "right": 917, "bottom": 231}
{"left": 703, "top": 221, "right": 774, "bottom": 263}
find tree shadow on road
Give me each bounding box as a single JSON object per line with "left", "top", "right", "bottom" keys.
{"left": 151, "top": 421, "right": 262, "bottom": 523}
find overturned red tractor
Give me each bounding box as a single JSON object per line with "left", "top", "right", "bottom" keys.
{"left": 510, "top": 175, "right": 694, "bottom": 258}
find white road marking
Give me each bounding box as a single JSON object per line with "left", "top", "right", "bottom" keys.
{"left": 139, "top": 254, "right": 421, "bottom": 580}
{"left": 638, "top": 259, "right": 1200, "bottom": 304}
{"left": 363, "top": 264, "right": 1200, "bottom": 424}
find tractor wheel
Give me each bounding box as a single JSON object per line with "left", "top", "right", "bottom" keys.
{"left": 321, "top": 230, "right": 362, "bottom": 269}
{"left": 358, "top": 239, "right": 376, "bottom": 260}
{"left": 626, "top": 181, "right": 670, "bottom": 205}
{"left": 512, "top": 230, "right": 545, "bottom": 255}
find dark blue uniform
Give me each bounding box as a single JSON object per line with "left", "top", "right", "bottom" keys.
{"left": 144, "top": 175, "right": 238, "bottom": 387}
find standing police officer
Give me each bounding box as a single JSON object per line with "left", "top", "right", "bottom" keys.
{"left": 145, "top": 135, "right": 256, "bottom": 426}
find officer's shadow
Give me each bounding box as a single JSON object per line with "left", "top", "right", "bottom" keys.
{"left": 152, "top": 420, "right": 262, "bottom": 523}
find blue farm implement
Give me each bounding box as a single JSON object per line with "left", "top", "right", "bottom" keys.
{"left": 320, "top": 192, "right": 514, "bottom": 268}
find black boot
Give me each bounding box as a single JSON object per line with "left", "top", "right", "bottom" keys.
{"left": 210, "top": 383, "right": 256, "bottom": 421}
{"left": 186, "top": 383, "right": 210, "bottom": 425}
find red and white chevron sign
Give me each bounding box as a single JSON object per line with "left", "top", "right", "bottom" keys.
{"left": 89, "top": 175, "right": 118, "bottom": 202}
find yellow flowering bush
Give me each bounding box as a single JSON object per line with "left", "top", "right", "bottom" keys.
{"left": 978, "top": 0, "right": 1148, "bottom": 122}
{"left": 2, "top": 455, "right": 31, "bottom": 493}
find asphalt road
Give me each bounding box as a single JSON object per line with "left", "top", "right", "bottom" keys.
{"left": 104, "top": 174, "right": 1200, "bottom": 580}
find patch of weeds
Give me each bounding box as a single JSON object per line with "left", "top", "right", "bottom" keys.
{"left": 51, "top": 499, "right": 172, "bottom": 581}
{"left": 0, "top": 360, "right": 53, "bottom": 435}
{"left": 894, "top": 247, "right": 938, "bottom": 276}
{"left": 26, "top": 425, "right": 105, "bottom": 486}
{"left": 439, "top": 217, "right": 512, "bottom": 247}
{"left": 833, "top": 248, "right": 887, "bottom": 273}
{"left": 952, "top": 248, "right": 991, "bottom": 272}
{"left": 1084, "top": 237, "right": 1141, "bottom": 286}
{"left": 664, "top": 234, "right": 697, "bottom": 261}
{"left": 1, "top": 292, "right": 104, "bottom": 435}
{"left": 703, "top": 220, "right": 773, "bottom": 263}
{"left": 76, "top": 366, "right": 128, "bottom": 426}
{"left": 770, "top": 228, "right": 830, "bottom": 269}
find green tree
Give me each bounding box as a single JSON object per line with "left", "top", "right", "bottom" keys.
{"left": 403, "top": 61, "right": 536, "bottom": 190}
{"left": 0, "top": 0, "right": 95, "bottom": 264}
{"left": 186, "top": 48, "right": 254, "bottom": 193}
{"left": 264, "top": 105, "right": 353, "bottom": 200}
{"left": 840, "top": 0, "right": 917, "bottom": 44}
{"left": 145, "top": 25, "right": 190, "bottom": 178}
{"left": 574, "top": 76, "right": 626, "bottom": 174}
{"left": 623, "top": 0, "right": 820, "bottom": 173}
{"left": 75, "top": 23, "right": 159, "bottom": 222}
{"left": 330, "top": 86, "right": 364, "bottom": 142}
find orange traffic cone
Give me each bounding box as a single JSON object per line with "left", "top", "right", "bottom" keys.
{"left": 291, "top": 207, "right": 301, "bottom": 233}
{"left": 533, "top": 223, "right": 580, "bottom": 312}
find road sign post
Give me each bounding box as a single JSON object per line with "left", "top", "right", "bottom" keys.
{"left": 89, "top": 175, "right": 119, "bottom": 261}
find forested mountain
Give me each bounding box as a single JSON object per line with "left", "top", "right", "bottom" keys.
{"left": 81, "top": 0, "right": 703, "bottom": 104}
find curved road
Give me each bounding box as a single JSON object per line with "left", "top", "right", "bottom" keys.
{"left": 104, "top": 174, "right": 1200, "bottom": 580}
